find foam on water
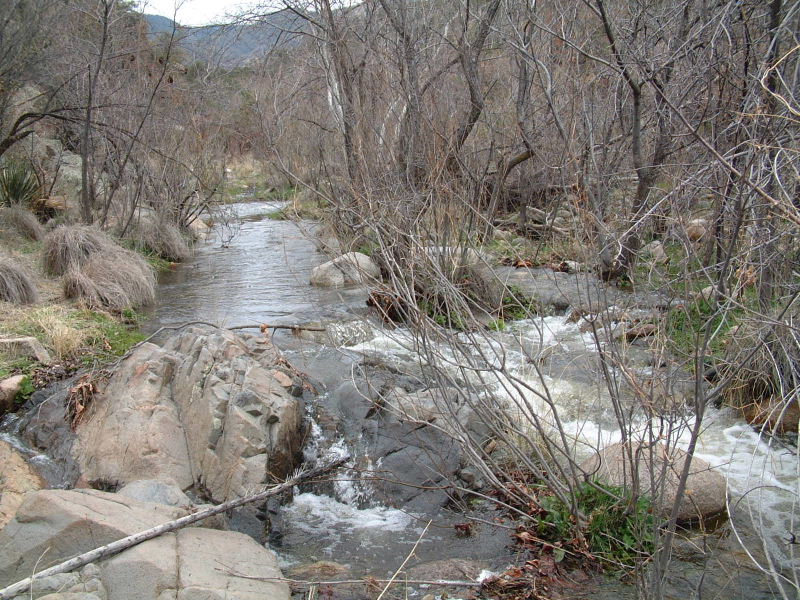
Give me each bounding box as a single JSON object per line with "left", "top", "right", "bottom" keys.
{"left": 347, "top": 314, "right": 800, "bottom": 568}
{"left": 286, "top": 492, "right": 414, "bottom": 533}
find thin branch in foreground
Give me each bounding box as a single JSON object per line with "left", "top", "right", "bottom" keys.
{"left": 0, "top": 456, "right": 349, "bottom": 600}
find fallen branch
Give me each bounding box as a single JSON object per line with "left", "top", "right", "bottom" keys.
{"left": 229, "top": 323, "right": 327, "bottom": 332}
{"left": 0, "top": 456, "right": 349, "bottom": 600}
{"left": 218, "top": 572, "right": 483, "bottom": 588}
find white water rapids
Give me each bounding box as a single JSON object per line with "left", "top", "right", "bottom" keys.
{"left": 346, "top": 316, "right": 800, "bottom": 574}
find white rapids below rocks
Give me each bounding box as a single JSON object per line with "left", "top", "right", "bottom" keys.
{"left": 346, "top": 315, "right": 800, "bottom": 572}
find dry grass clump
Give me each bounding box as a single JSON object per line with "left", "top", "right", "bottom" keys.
{"left": 63, "top": 247, "right": 155, "bottom": 311}
{"left": 0, "top": 259, "right": 39, "bottom": 304}
{"left": 0, "top": 206, "right": 44, "bottom": 241}
{"left": 42, "top": 225, "right": 117, "bottom": 275}
{"left": 123, "top": 217, "right": 191, "bottom": 262}
{"left": 721, "top": 311, "right": 800, "bottom": 410}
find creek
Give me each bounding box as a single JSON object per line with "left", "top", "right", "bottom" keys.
{"left": 1, "top": 199, "right": 795, "bottom": 598}
{"left": 144, "top": 199, "right": 799, "bottom": 597}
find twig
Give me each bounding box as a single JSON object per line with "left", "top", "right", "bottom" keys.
{"left": 0, "top": 456, "right": 349, "bottom": 600}
{"left": 376, "top": 520, "right": 432, "bottom": 600}
{"left": 228, "top": 323, "right": 327, "bottom": 332}
{"left": 218, "top": 572, "right": 483, "bottom": 588}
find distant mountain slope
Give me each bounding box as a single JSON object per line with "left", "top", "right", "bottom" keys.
{"left": 145, "top": 10, "right": 306, "bottom": 66}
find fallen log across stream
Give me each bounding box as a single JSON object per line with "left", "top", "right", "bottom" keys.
{"left": 0, "top": 455, "right": 349, "bottom": 600}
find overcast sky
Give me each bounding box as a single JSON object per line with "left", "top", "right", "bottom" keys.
{"left": 136, "top": 0, "right": 271, "bottom": 26}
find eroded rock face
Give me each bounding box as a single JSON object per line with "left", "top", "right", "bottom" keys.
{"left": 22, "top": 326, "right": 303, "bottom": 502}
{"left": 580, "top": 442, "right": 727, "bottom": 522}
{"left": 310, "top": 252, "right": 380, "bottom": 288}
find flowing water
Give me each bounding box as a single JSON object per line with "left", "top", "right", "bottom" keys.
{"left": 3, "top": 198, "right": 796, "bottom": 597}
{"left": 142, "top": 199, "right": 798, "bottom": 596}
{"left": 144, "top": 200, "right": 367, "bottom": 329}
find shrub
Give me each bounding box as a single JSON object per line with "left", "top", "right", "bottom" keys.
{"left": 123, "top": 217, "right": 191, "bottom": 262}
{"left": 0, "top": 259, "right": 39, "bottom": 304}
{"left": 537, "top": 481, "right": 655, "bottom": 570}
{"left": 63, "top": 247, "right": 155, "bottom": 311}
{"left": 42, "top": 225, "right": 117, "bottom": 276}
{"left": 0, "top": 163, "right": 40, "bottom": 207}
{"left": 0, "top": 206, "right": 45, "bottom": 241}
{"left": 721, "top": 310, "right": 800, "bottom": 410}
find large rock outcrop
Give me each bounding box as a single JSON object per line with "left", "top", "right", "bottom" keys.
{"left": 0, "top": 489, "right": 289, "bottom": 600}
{"left": 22, "top": 325, "right": 303, "bottom": 502}
{"left": 580, "top": 442, "right": 727, "bottom": 522}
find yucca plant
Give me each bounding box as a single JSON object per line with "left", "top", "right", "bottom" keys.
{"left": 0, "top": 162, "right": 40, "bottom": 207}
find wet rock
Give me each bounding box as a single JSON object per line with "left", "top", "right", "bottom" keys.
{"left": 310, "top": 252, "right": 380, "bottom": 288}
{"left": 0, "top": 440, "right": 46, "bottom": 530}
{"left": 116, "top": 479, "right": 193, "bottom": 509}
{"left": 19, "top": 326, "right": 302, "bottom": 503}
{"left": 0, "top": 336, "right": 52, "bottom": 365}
{"left": 0, "top": 374, "right": 26, "bottom": 414}
{"left": 580, "top": 442, "right": 727, "bottom": 522}
{"left": 742, "top": 398, "right": 800, "bottom": 434}
{"left": 364, "top": 415, "right": 462, "bottom": 512}
{"left": 621, "top": 322, "right": 658, "bottom": 341}
{"left": 384, "top": 387, "right": 489, "bottom": 442}
{"left": 407, "top": 558, "right": 488, "bottom": 582}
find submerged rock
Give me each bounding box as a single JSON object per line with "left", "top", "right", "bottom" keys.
{"left": 310, "top": 252, "right": 380, "bottom": 288}
{"left": 580, "top": 442, "right": 727, "bottom": 522}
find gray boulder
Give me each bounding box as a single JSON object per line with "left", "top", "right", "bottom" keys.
{"left": 310, "top": 252, "right": 380, "bottom": 288}
{"left": 100, "top": 528, "right": 288, "bottom": 600}
{"left": 0, "top": 489, "right": 289, "bottom": 600}
{"left": 0, "top": 488, "right": 187, "bottom": 583}
{"left": 580, "top": 442, "right": 727, "bottom": 522}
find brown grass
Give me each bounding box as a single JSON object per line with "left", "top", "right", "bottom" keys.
{"left": 123, "top": 217, "right": 191, "bottom": 262}
{"left": 0, "top": 207, "right": 45, "bottom": 241}
{"left": 63, "top": 247, "right": 155, "bottom": 311}
{"left": 42, "top": 225, "right": 117, "bottom": 275}
{"left": 0, "top": 259, "right": 39, "bottom": 304}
